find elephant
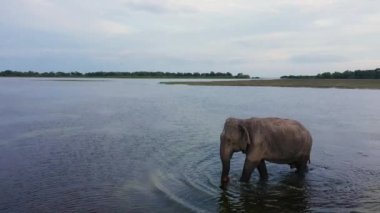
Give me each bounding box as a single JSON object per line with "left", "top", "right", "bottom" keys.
{"left": 220, "top": 117, "right": 312, "bottom": 188}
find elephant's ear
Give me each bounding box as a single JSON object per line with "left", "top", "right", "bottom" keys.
{"left": 239, "top": 124, "right": 251, "bottom": 145}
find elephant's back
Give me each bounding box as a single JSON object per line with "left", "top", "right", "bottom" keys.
{"left": 259, "top": 118, "right": 311, "bottom": 140}
{"left": 256, "top": 117, "right": 306, "bottom": 132}
{"left": 254, "top": 118, "right": 312, "bottom": 162}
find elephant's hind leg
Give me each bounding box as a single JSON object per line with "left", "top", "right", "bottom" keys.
{"left": 257, "top": 160, "right": 268, "bottom": 179}
{"left": 295, "top": 156, "right": 309, "bottom": 174}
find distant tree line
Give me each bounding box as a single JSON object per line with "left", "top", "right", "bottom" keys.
{"left": 0, "top": 70, "right": 251, "bottom": 79}
{"left": 281, "top": 68, "right": 380, "bottom": 79}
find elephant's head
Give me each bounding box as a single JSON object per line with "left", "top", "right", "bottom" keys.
{"left": 220, "top": 118, "right": 251, "bottom": 187}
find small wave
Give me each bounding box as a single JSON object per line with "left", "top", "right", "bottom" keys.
{"left": 150, "top": 171, "right": 208, "bottom": 213}
{"left": 182, "top": 174, "right": 219, "bottom": 196}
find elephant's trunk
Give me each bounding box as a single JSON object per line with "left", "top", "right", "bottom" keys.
{"left": 220, "top": 142, "right": 232, "bottom": 188}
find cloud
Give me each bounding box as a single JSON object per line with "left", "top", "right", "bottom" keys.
{"left": 125, "top": 0, "right": 197, "bottom": 14}
{"left": 97, "top": 20, "right": 133, "bottom": 35}
{"left": 0, "top": 0, "right": 380, "bottom": 77}
{"left": 291, "top": 54, "right": 348, "bottom": 64}
{"left": 313, "top": 19, "right": 338, "bottom": 28}
{"left": 0, "top": 0, "right": 134, "bottom": 37}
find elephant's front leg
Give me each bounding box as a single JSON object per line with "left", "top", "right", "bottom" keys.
{"left": 240, "top": 159, "right": 259, "bottom": 182}
{"left": 257, "top": 160, "right": 268, "bottom": 179}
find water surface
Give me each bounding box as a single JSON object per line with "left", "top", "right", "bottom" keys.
{"left": 0, "top": 78, "right": 379, "bottom": 212}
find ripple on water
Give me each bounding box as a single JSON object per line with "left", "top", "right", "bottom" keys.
{"left": 152, "top": 145, "right": 380, "bottom": 213}
{"left": 150, "top": 171, "right": 209, "bottom": 212}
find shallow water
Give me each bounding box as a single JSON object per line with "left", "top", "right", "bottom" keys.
{"left": 0, "top": 78, "right": 379, "bottom": 212}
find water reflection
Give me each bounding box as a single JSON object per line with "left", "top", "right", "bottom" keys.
{"left": 218, "top": 173, "right": 310, "bottom": 212}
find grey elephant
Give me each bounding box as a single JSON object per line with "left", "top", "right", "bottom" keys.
{"left": 220, "top": 117, "right": 312, "bottom": 188}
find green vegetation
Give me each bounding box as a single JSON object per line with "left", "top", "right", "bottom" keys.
{"left": 3, "top": 68, "right": 380, "bottom": 89}
{"left": 161, "top": 79, "right": 380, "bottom": 89}
{"left": 281, "top": 68, "right": 380, "bottom": 79}
{"left": 0, "top": 70, "right": 251, "bottom": 79}
{"left": 162, "top": 68, "right": 380, "bottom": 89}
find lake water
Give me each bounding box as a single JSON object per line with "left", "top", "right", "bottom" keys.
{"left": 0, "top": 78, "right": 379, "bottom": 212}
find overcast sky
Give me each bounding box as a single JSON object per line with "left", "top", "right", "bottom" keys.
{"left": 1, "top": 0, "right": 379, "bottom": 77}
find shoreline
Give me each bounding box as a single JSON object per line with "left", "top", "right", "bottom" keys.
{"left": 161, "top": 79, "right": 380, "bottom": 90}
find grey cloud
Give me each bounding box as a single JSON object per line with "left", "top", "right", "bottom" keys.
{"left": 290, "top": 54, "right": 348, "bottom": 64}
{"left": 125, "top": 1, "right": 197, "bottom": 14}
{"left": 1, "top": 0, "right": 379, "bottom": 77}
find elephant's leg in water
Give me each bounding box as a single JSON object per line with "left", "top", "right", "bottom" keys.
{"left": 295, "top": 156, "right": 309, "bottom": 173}
{"left": 240, "top": 159, "right": 259, "bottom": 182}
{"left": 257, "top": 160, "right": 268, "bottom": 179}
